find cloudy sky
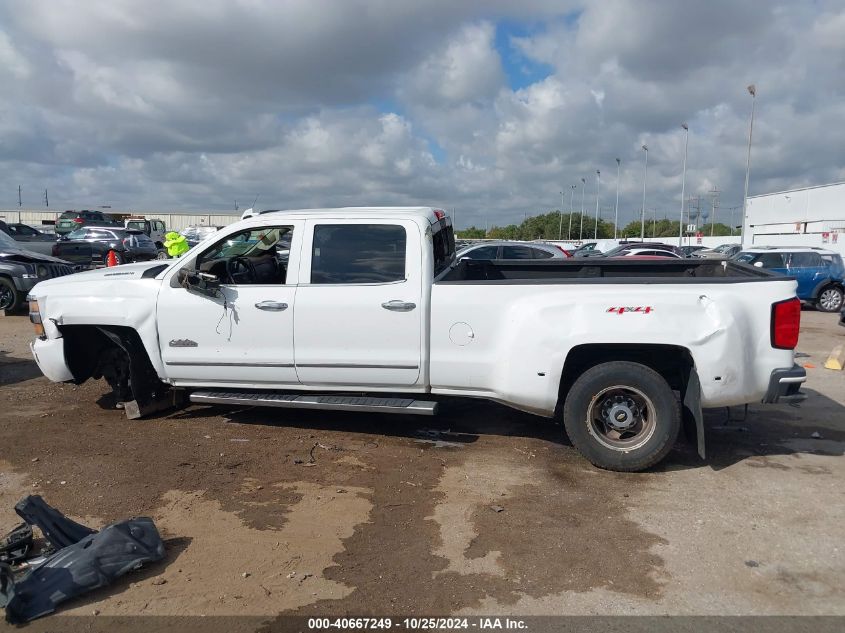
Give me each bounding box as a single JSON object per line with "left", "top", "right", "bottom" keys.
{"left": 2, "top": 0, "right": 844, "bottom": 228}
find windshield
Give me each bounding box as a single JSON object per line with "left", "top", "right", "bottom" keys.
{"left": 713, "top": 244, "right": 736, "bottom": 253}
{"left": 0, "top": 230, "right": 19, "bottom": 249}
{"left": 202, "top": 228, "right": 290, "bottom": 260}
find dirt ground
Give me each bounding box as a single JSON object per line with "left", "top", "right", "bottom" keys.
{"left": 0, "top": 310, "right": 844, "bottom": 627}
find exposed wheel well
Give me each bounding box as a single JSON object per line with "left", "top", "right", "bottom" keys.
{"left": 557, "top": 344, "right": 695, "bottom": 416}
{"left": 60, "top": 325, "right": 152, "bottom": 383}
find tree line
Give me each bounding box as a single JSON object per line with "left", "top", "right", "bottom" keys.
{"left": 455, "top": 211, "right": 734, "bottom": 241}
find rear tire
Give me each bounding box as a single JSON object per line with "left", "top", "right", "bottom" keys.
{"left": 563, "top": 361, "right": 680, "bottom": 472}
{"left": 0, "top": 277, "right": 23, "bottom": 314}
{"left": 816, "top": 286, "right": 843, "bottom": 313}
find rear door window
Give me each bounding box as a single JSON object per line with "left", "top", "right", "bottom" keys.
{"left": 501, "top": 245, "right": 534, "bottom": 259}
{"left": 311, "top": 224, "right": 406, "bottom": 284}
{"left": 532, "top": 248, "right": 554, "bottom": 259}
{"left": 464, "top": 245, "right": 499, "bottom": 259}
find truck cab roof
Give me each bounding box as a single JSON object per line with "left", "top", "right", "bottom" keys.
{"left": 248, "top": 207, "right": 448, "bottom": 225}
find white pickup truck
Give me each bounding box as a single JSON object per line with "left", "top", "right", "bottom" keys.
{"left": 27, "top": 207, "right": 806, "bottom": 471}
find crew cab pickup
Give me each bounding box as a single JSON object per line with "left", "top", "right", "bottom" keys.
{"left": 27, "top": 207, "right": 806, "bottom": 471}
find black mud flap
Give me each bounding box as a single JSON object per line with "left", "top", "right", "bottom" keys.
{"left": 96, "top": 327, "right": 177, "bottom": 419}
{"left": 0, "top": 517, "right": 165, "bottom": 623}
{"left": 14, "top": 495, "right": 96, "bottom": 551}
{"left": 682, "top": 367, "right": 706, "bottom": 460}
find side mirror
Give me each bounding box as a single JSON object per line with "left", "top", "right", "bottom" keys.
{"left": 182, "top": 269, "right": 221, "bottom": 298}
{"left": 753, "top": 261, "right": 764, "bottom": 268}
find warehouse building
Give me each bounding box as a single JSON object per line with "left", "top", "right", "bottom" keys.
{"left": 744, "top": 181, "right": 845, "bottom": 255}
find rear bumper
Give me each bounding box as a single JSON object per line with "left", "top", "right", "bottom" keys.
{"left": 762, "top": 364, "right": 807, "bottom": 404}
{"left": 30, "top": 337, "right": 74, "bottom": 382}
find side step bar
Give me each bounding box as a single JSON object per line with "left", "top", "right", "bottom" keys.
{"left": 189, "top": 391, "right": 438, "bottom": 416}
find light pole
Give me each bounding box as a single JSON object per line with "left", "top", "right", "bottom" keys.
{"left": 568, "top": 185, "right": 576, "bottom": 240}
{"left": 579, "top": 177, "right": 586, "bottom": 240}
{"left": 594, "top": 170, "right": 601, "bottom": 239}
{"left": 640, "top": 145, "right": 649, "bottom": 240}
{"left": 614, "top": 158, "right": 621, "bottom": 239}
{"left": 741, "top": 84, "right": 756, "bottom": 248}
{"left": 678, "top": 123, "right": 689, "bottom": 247}
{"left": 558, "top": 191, "right": 564, "bottom": 240}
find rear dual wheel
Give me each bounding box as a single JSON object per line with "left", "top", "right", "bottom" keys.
{"left": 563, "top": 361, "right": 680, "bottom": 472}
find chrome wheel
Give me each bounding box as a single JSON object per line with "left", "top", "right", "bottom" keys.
{"left": 819, "top": 288, "right": 843, "bottom": 312}
{"left": 586, "top": 385, "right": 657, "bottom": 451}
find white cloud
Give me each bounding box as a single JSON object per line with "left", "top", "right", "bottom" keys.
{"left": 1, "top": 0, "right": 844, "bottom": 230}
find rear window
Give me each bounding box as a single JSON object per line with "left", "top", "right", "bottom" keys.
{"left": 502, "top": 245, "right": 534, "bottom": 259}
{"left": 58, "top": 212, "right": 79, "bottom": 219}
{"left": 311, "top": 224, "right": 406, "bottom": 284}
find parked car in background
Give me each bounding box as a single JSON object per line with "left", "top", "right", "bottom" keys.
{"left": 733, "top": 247, "right": 845, "bottom": 312}
{"left": 125, "top": 218, "right": 168, "bottom": 256}
{"left": 680, "top": 245, "right": 707, "bottom": 257}
{"left": 609, "top": 247, "right": 682, "bottom": 258}
{"left": 0, "top": 230, "right": 74, "bottom": 313}
{"left": 695, "top": 243, "right": 742, "bottom": 259}
{"left": 55, "top": 210, "right": 120, "bottom": 236}
{"left": 0, "top": 221, "right": 57, "bottom": 256}
{"left": 180, "top": 225, "right": 223, "bottom": 248}
{"left": 457, "top": 241, "right": 570, "bottom": 260}
{"left": 52, "top": 227, "right": 158, "bottom": 268}
{"left": 596, "top": 242, "right": 685, "bottom": 258}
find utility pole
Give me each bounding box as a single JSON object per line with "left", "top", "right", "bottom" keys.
{"left": 579, "top": 177, "right": 586, "bottom": 240}
{"left": 640, "top": 145, "right": 649, "bottom": 240}
{"left": 558, "top": 192, "right": 564, "bottom": 240}
{"left": 594, "top": 170, "right": 601, "bottom": 239}
{"left": 18, "top": 185, "right": 22, "bottom": 208}
{"left": 741, "top": 84, "right": 756, "bottom": 248}
{"left": 678, "top": 123, "right": 689, "bottom": 246}
{"left": 568, "top": 185, "right": 576, "bottom": 240}
{"left": 44, "top": 189, "right": 49, "bottom": 208}
{"left": 709, "top": 187, "right": 720, "bottom": 236}
{"left": 614, "top": 158, "right": 621, "bottom": 239}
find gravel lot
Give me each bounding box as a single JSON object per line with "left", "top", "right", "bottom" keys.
{"left": 0, "top": 310, "right": 843, "bottom": 626}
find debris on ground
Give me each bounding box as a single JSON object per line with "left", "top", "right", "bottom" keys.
{"left": 745, "top": 560, "right": 760, "bottom": 568}
{"left": 0, "top": 495, "right": 166, "bottom": 624}
{"left": 490, "top": 505, "right": 505, "bottom": 513}
{"left": 413, "top": 429, "right": 466, "bottom": 449}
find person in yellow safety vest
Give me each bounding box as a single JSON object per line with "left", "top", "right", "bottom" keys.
{"left": 163, "top": 231, "right": 190, "bottom": 257}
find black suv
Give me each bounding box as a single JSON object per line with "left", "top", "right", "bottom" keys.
{"left": 53, "top": 227, "right": 158, "bottom": 267}
{"left": 55, "top": 210, "right": 119, "bottom": 236}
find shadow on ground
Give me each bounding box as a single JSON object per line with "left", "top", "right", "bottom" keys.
{"left": 161, "top": 386, "right": 844, "bottom": 473}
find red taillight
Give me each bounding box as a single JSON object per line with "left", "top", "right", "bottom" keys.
{"left": 433, "top": 209, "right": 446, "bottom": 221}
{"left": 73, "top": 217, "right": 84, "bottom": 223}
{"left": 771, "top": 298, "right": 800, "bottom": 349}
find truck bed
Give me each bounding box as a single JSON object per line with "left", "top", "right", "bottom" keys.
{"left": 438, "top": 258, "right": 780, "bottom": 284}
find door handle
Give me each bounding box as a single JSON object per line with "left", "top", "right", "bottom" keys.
{"left": 255, "top": 300, "right": 288, "bottom": 311}
{"left": 381, "top": 300, "right": 416, "bottom": 312}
